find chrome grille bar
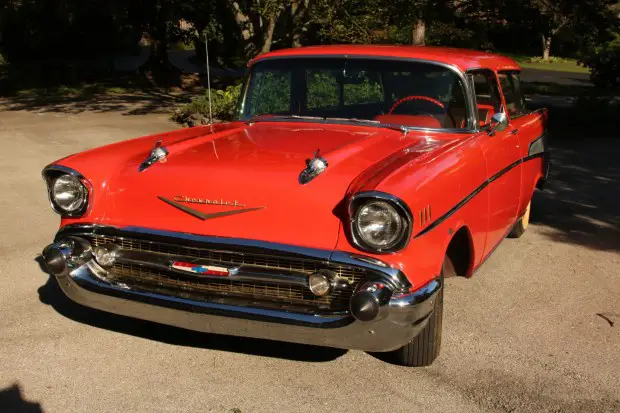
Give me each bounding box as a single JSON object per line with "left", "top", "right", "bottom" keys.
{"left": 87, "top": 235, "right": 365, "bottom": 310}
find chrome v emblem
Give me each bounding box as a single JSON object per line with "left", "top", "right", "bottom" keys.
{"left": 158, "top": 197, "right": 265, "bottom": 221}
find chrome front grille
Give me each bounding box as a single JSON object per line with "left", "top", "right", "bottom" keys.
{"left": 87, "top": 235, "right": 369, "bottom": 310}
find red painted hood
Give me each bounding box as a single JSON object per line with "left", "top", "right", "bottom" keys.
{"left": 58, "top": 122, "right": 447, "bottom": 250}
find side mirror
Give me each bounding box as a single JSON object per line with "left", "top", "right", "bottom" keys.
{"left": 488, "top": 112, "right": 508, "bottom": 136}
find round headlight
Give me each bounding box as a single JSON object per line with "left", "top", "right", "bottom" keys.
{"left": 52, "top": 174, "right": 87, "bottom": 213}
{"left": 354, "top": 200, "right": 406, "bottom": 251}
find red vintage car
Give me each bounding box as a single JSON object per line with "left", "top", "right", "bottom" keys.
{"left": 41, "top": 45, "right": 549, "bottom": 366}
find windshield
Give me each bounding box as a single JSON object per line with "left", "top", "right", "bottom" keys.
{"left": 236, "top": 57, "right": 470, "bottom": 130}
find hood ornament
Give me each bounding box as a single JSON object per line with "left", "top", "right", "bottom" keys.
{"left": 139, "top": 140, "right": 169, "bottom": 172}
{"left": 299, "top": 149, "right": 328, "bottom": 185}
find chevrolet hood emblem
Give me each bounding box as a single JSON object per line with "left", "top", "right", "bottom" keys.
{"left": 158, "top": 196, "right": 265, "bottom": 221}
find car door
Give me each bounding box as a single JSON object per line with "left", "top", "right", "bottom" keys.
{"left": 470, "top": 70, "right": 522, "bottom": 256}
{"left": 498, "top": 71, "right": 547, "bottom": 216}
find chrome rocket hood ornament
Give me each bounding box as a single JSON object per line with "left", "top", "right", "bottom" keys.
{"left": 299, "top": 149, "right": 328, "bottom": 185}
{"left": 139, "top": 140, "right": 169, "bottom": 172}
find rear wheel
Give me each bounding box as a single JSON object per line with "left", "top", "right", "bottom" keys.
{"left": 509, "top": 201, "right": 531, "bottom": 238}
{"left": 393, "top": 257, "right": 452, "bottom": 367}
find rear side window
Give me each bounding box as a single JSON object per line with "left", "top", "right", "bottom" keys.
{"left": 499, "top": 72, "right": 527, "bottom": 118}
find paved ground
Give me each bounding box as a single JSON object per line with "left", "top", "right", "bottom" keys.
{"left": 0, "top": 104, "right": 618, "bottom": 413}
{"left": 520, "top": 69, "right": 591, "bottom": 86}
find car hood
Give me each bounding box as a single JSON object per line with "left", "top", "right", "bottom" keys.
{"left": 58, "top": 122, "right": 447, "bottom": 250}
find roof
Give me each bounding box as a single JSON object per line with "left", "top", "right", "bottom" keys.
{"left": 250, "top": 45, "right": 521, "bottom": 73}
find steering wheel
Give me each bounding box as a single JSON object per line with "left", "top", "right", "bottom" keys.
{"left": 389, "top": 95, "right": 445, "bottom": 115}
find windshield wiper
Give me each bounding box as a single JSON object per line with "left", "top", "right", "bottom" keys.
{"left": 329, "top": 117, "right": 414, "bottom": 133}
{"left": 248, "top": 114, "right": 410, "bottom": 134}
{"left": 324, "top": 117, "right": 380, "bottom": 125}
{"left": 248, "top": 114, "right": 326, "bottom": 123}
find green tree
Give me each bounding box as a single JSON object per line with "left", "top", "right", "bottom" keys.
{"left": 308, "top": 0, "right": 388, "bottom": 44}
{"left": 387, "top": 0, "right": 434, "bottom": 45}
{"left": 529, "top": 0, "right": 617, "bottom": 61}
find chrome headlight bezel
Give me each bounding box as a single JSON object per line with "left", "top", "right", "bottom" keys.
{"left": 348, "top": 192, "right": 413, "bottom": 254}
{"left": 43, "top": 165, "right": 91, "bottom": 217}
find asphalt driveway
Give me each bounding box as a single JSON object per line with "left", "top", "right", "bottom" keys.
{"left": 0, "top": 104, "right": 618, "bottom": 413}
{"left": 520, "top": 68, "right": 591, "bottom": 86}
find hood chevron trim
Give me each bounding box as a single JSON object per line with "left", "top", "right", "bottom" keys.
{"left": 158, "top": 196, "right": 265, "bottom": 221}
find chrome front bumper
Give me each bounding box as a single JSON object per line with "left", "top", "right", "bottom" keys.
{"left": 44, "top": 225, "right": 441, "bottom": 352}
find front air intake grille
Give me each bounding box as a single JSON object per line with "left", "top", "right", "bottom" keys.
{"left": 86, "top": 236, "right": 368, "bottom": 310}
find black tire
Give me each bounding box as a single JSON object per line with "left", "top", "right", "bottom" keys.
{"left": 393, "top": 257, "right": 451, "bottom": 367}
{"left": 509, "top": 201, "right": 531, "bottom": 239}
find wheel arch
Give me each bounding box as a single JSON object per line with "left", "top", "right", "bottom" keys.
{"left": 445, "top": 225, "right": 475, "bottom": 278}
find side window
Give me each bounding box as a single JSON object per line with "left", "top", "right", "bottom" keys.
{"left": 470, "top": 71, "right": 502, "bottom": 126}
{"left": 499, "top": 72, "right": 527, "bottom": 118}
{"left": 247, "top": 70, "right": 291, "bottom": 116}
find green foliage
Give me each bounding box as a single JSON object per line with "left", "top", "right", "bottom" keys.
{"left": 2, "top": 0, "right": 619, "bottom": 95}
{"left": 173, "top": 84, "right": 242, "bottom": 124}
{"left": 426, "top": 22, "right": 477, "bottom": 48}
{"left": 306, "top": 71, "right": 384, "bottom": 109}
{"left": 344, "top": 79, "right": 383, "bottom": 105}
{"left": 580, "top": 31, "right": 620, "bottom": 89}
{"left": 247, "top": 71, "right": 291, "bottom": 115}
{"left": 527, "top": 56, "right": 572, "bottom": 64}
{"left": 212, "top": 83, "right": 243, "bottom": 118}
{"left": 308, "top": 0, "right": 388, "bottom": 44}
{"left": 307, "top": 72, "right": 339, "bottom": 109}
{"left": 170, "top": 41, "right": 196, "bottom": 51}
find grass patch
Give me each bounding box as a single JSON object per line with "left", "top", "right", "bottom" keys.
{"left": 502, "top": 53, "right": 590, "bottom": 74}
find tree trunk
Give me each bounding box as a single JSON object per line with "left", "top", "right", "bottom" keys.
{"left": 412, "top": 19, "right": 425, "bottom": 45}
{"left": 292, "top": 32, "right": 303, "bottom": 48}
{"left": 149, "top": 29, "right": 169, "bottom": 68}
{"left": 541, "top": 35, "right": 552, "bottom": 61}
{"left": 229, "top": 1, "right": 254, "bottom": 41}
{"left": 227, "top": 0, "right": 257, "bottom": 57}
{"left": 147, "top": 0, "right": 169, "bottom": 68}
{"left": 291, "top": 0, "right": 310, "bottom": 48}
{"left": 261, "top": 15, "right": 277, "bottom": 54}
{"left": 193, "top": 36, "right": 206, "bottom": 65}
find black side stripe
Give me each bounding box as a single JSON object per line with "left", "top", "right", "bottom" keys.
{"left": 414, "top": 152, "right": 546, "bottom": 238}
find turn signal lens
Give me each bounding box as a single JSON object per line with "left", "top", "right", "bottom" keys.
{"left": 93, "top": 246, "right": 116, "bottom": 268}
{"left": 308, "top": 273, "right": 331, "bottom": 296}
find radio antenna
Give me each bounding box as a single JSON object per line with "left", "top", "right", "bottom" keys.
{"left": 204, "top": 30, "right": 213, "bottom": 124}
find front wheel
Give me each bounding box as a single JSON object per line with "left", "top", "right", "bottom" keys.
{"left": 509, "top": 201, "right": 531, "bottom": 238}
{"left": 392, "top": 257, "right": 451, "bottom": 367}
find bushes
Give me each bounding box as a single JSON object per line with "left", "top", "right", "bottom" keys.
{"left": 580, "top": 31, "right": 620, "bottom": 89}
{"left": 172, "top": 84, "right": 242, "bottom": 126}
{"left": 527, "top": 56, "right": 572, "bottom": 64}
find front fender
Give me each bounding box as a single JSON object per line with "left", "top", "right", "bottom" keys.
{"left": 335, "top": 134, "right": 489, "bottom": 289}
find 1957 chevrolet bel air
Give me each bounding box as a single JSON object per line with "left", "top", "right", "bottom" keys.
{"left": 41, "top": 45, "right": 549, "bottom": 366}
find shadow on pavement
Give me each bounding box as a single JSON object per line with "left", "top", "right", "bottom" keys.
{"left": 35, "top": 257, "right": 346, "bottom": 363}
{"left": 0, "top": 384, "right": 44, "bottom": 413}
{"left": 531, "top": 139, "right": 620, "bottom": 251}
{"left": 0, "top": 90, "right": 191, "bottom": 116}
